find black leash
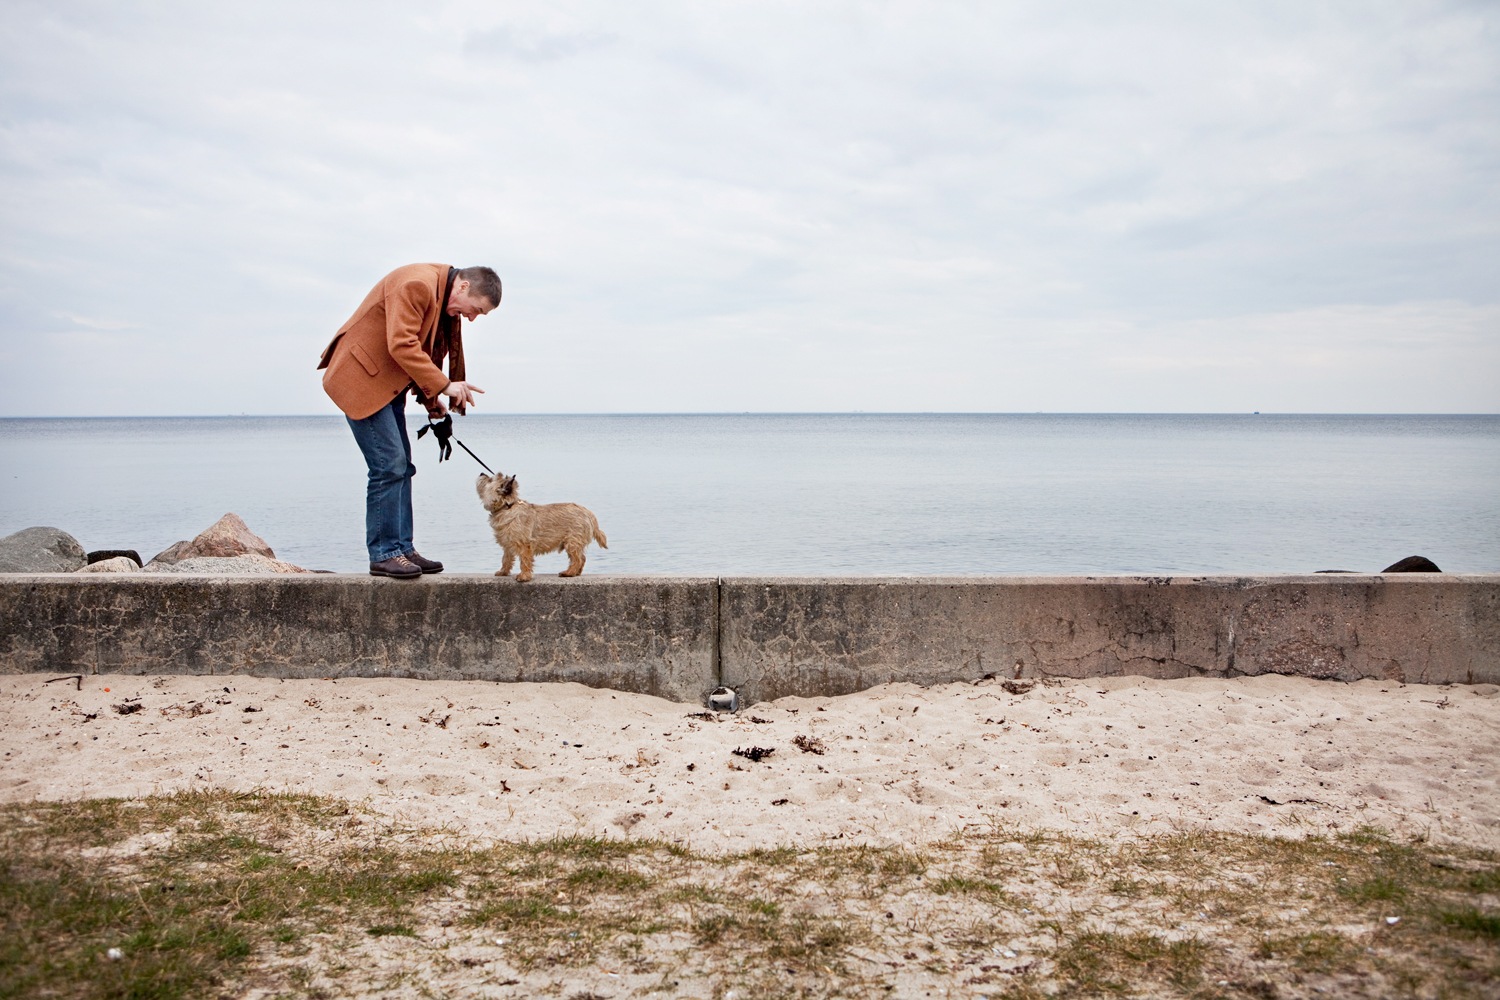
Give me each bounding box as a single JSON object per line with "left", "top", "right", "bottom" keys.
{"left": 418, "top": 414, "right": 495, "bottom": 475}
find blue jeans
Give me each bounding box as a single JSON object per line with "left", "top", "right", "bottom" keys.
{"left": 347, "top": 395, "right": 416, "bottom": 563}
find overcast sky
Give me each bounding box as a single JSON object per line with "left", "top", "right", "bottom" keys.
{"left": 1, "top": 0, "right": 1496, "bottom": 415}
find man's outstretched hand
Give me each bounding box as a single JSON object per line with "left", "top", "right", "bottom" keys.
{"left": 437, "top": 380, "right": 485, "bottom": 415}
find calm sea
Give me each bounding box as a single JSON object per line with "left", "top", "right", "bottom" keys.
{"left": 1, "top": 414, "right": 1496, "bottom": 576}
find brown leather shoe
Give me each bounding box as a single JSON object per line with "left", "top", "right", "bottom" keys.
{"left": 404, "top": 551, "right": 443, "bottom": 574}
{"left": 369, "top": 554, "right": 422, "bottom": 579}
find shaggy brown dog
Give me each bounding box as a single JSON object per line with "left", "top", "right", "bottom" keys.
{"left": 475, "top": 473, "right": 608, "bottom": 581}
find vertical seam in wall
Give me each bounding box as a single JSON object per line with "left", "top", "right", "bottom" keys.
{"left": 713, "top": 577, "right": 723, "bottom": 688}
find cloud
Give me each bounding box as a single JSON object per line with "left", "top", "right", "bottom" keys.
{"left": 0, "top": 0, "right": 1495, "bottom": 414}
{"left": 55, "top": 313, "right": 139, "bottom": 332}
{"left": 462, "top": 25, "right": 614, "bottom": 62}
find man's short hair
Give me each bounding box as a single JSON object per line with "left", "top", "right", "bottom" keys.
{"left": 456, "top": 266, "right": 502, "bottom": 307}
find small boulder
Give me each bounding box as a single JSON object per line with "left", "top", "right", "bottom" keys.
{"left": 0, "top": 527, "right": 87, "bottom": 573}
{"left": 77, "top": 556, "right": 140, "bottom": 573}
{"left": 88, "top": 549, "right": 143, "bottom": 566}
{"left": 1381, "top": 555, "right": 1441, "bottom": 573}
{"left": 187, "top": 513, "right": 275, "bottom": 559}
{"left": 146, "top": 540, "right": 195, "bottom": 567}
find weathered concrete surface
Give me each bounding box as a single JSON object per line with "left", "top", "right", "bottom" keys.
{"left": 0, "top": 575, "right": 717, "bottom": 704}
{"left": 2, "top": 574, "right": 1496, "bottom": 704}
{"left": 719, "top": 575, "right": 1500, "bottom": 705}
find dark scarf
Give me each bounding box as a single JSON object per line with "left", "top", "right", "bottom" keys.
{"left": 412, "top": 266, "right": 466, "bottom": 410}
{"left": 433, "top": 265, "right": 466, "bottom": 383}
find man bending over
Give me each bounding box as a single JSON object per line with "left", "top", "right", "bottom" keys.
{"left": 318, "top": 263, "right": 500, "bottom": 578}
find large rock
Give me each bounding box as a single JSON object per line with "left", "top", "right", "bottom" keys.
{"left": 142, "top": 554, "right": 307, "bottom": 575}
{"left": 145, "top": 515, "right": 276, "bottom": 569}
{"left": 0, "top": 527, "right": 86, "bottom": 573}
{"left": 188, "top": 513, "right": 275, "bottom": 560}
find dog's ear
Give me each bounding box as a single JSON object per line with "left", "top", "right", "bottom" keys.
{"left": 500, "top": 476, "right": 517, "bottom": 496}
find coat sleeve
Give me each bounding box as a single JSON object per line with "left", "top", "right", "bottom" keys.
{"left": 385, "top": 278, "right": 451, "bottom": 401}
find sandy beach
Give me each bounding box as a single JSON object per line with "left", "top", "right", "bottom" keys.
{"left": 4, "top": 672, "right": 1496, "bottom": 851}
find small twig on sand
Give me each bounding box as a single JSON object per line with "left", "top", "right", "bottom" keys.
{"left": 45, "top": 675, "right": 84, "bottom": 691}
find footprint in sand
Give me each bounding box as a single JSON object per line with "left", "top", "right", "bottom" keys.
{"left": 399, "top": 774, "right": 470, "bottom": 796}
{"left": 1238, "top": 760, "right": 1282, "bottom": 786}
{"left": 1302, "top": 751, "right": 1347, "bottom": 772}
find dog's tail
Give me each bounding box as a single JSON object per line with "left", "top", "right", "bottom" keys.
{"left": 591, "top": 514, "right": 608, "bottom": 549}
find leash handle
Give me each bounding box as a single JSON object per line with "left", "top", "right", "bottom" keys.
{"left": 417, "top": 414, "right": 453, "bottom": 461}
{"left": 421, "top": 414, "right": 495, "bottom": 475}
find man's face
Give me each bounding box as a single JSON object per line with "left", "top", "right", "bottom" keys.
{"left": 447, "top": 280, "right": 496, "bottom": 321}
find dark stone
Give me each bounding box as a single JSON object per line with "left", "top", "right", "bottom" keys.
{"left": 88, "top": 550, "right": 142, "bottom": 567}
{"left": 0, "top": 527, "right": 86, "bottom": 573}
{"left": 1381, "top": 556, "right": 1441, "bottom": 573}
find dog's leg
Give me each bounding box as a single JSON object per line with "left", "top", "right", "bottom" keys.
{"left": 560, "top": 545, "right": 585, "bottom": 577}
{"left": 517, "top": 546, "right": 534, "bottom": 583}
{"left": 497, "top": 549, "right": 514, "bottom": 577}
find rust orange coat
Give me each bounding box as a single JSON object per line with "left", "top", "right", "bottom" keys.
{"left": 318, "top": 263, "right": 460, "bottom": 420}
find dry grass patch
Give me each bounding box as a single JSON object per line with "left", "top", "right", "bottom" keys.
{"left": 1, "top": 792, "right": 1496, "bottom": 998}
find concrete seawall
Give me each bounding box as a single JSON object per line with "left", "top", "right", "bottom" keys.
{"left": 720, "top": 576, "right": 1500, "bottom": 703}
{"left": 0, "top": 576, "right": 716, "bottom": 704}
{"left": 2, "top": 575, "right": 1496, "bottom": 703}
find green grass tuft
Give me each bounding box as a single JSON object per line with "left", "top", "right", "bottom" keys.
{"left": 365, "top": 924, "right": 416, "bottom": 937}
{"left": 1054, "top": 930, "right": 1210, "bottom": 992}
{"left": 1441, "top": 908, "right": 1500, "bottom": 939}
